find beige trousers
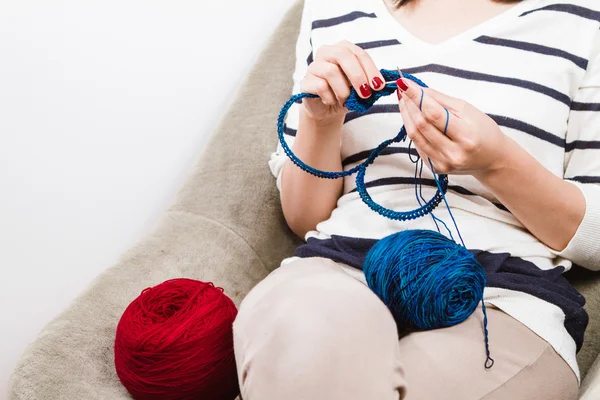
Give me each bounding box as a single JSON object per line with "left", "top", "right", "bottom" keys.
{"left": 233, "top": 257, "right": 579, "bottom": 400}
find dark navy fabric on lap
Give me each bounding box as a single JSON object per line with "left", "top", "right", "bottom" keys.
{"left": 294, "top": 234, "right": 588, "bottom": 351}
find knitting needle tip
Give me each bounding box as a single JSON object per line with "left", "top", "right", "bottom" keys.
{"left": 385, "top": 67, "right": 404, "bottom": 86}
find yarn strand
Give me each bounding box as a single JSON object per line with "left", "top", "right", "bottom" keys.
{"left": 482, "top": 301, "right": 495, "bottom": 369}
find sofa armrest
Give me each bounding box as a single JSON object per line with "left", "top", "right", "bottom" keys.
{"left": 169, "top": 0, "right": 305, "bottom": 272}
{"left": 8, "top": 2, "right": 305, "bottom": 399}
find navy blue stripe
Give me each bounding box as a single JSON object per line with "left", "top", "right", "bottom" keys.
{"left": 568, "top": 176, "right": 600, "bottom": 183}
{"left": 349, "top": 177, "right": 423, "bottom": 192}
{"left": 345, "top": 104, "right": 399, "bottom": 123}
{"left": 356, "top": 39, "right": 401, "bottom": 50}
{"left": 343, "top": 106, "right": 568, "bottom": 150}
{"left": 312, "top": 11, "right": 377, "bottom": 30}
{"left": 307, "top": 38, "right": 400, "bottom": 65}
{"left": 403, "top": 64, "right": 571, "bottom": 106}
{"left": 571, "top": 102, "right": 600, "bottom": 111}
{"left": 474, "top": 35, "right": 588, "bottom": 70}
{"left": 488, "top": 114, "right": 566, "bottom": 148}
{"left": 493, "top": 115, "right": 600, "bottom": 153}
{"left": 284, "top": 125, "right": 297, "bottom": 137}
{"left": 342, "top": 147, "right": 417, "bottom": 167}
{"left": 448, "top": 184, "right": 478, "bottom": 196}
{"left": 494, "top": 203, "right": 510, "bottom": 212}
{"left": 348, "top": 176, "right": 475, "bottom": 196}
{"left": 565, "top": 140, "right": 600, "bottom": 151}
{"left": 342, "top": 106, "right": 570, "bottom": 151}
{"left": 347, "top": 176, "right": 509, "bottom": 210}
{"left": 330, "top": 107, "right": 597, "bottom": 153}
{"left": 307, "top": 38, "right": 314, "bottom": 65}
{"left": 520, "top": 3, "right": 600, "bottom": 22}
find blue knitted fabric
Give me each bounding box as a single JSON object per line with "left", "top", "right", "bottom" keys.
{"left": 343, "top": 69, "right": 425, "bottom": 113}
{"left": 276, "top": 69, "right": 447, "bottom": 221}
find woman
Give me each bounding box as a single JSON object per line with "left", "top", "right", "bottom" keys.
{"left": 234, "top": 0, "right": 600, "bottom": 398}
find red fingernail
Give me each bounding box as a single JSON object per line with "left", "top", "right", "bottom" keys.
{"left": 360, "top": 83, "right": 372, "bottom": 97}
{"left": 397, "top": 88, "right": 402, "bottom": 100}
{"left": 396, "top": 78, "right": 408, "bottom": 91}
{"left": 372, "top": 77, "right": 383, "bottom": 90}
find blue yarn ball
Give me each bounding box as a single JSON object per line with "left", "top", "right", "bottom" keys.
{"left": 363, "top": 230, "right": 486, "bottom": 330}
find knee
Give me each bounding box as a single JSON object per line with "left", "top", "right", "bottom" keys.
{"left": 234, "top": 259, "right": 349, "bottom": 335}
{"left": 233, "top": 259, "right": 405, "bottom": 399}
{"left": 233, "top": 258, "right": 395, "bottom": 347}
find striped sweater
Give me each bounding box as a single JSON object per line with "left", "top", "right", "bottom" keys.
{"left": 269, "top": 0, "right": 600, "bottom": 382}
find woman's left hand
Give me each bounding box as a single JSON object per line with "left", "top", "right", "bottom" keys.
{"left": 397, "top": 77, "right": 510, "bottom": 178}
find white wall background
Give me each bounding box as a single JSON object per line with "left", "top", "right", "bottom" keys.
{"left": 0, "top": 0, "right": 296, "bottom": 396}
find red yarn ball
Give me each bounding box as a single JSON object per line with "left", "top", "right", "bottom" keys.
{"left": 114, "top": 278, "right": 239, "bottom": 400}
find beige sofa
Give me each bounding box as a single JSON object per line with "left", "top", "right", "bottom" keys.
{"left": 8, "top": 1, "right": 600, "bottom": 398}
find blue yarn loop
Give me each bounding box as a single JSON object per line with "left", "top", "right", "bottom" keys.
{"left": 277, "top": 68, "right": 493, "bottom": 369}
{"left": 355, "top": 129, "right": 448, "bottom": 221}
{"left": 277, "top": 69, "right": 448, "bottom": 221}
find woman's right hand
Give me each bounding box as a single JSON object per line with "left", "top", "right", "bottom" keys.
{"left": 299, "top": 40, "right": 386, "bottom": 124}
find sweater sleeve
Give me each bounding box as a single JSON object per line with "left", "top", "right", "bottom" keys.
{"left": 268, "top": 0, "right": 313, "bottom": 192}
{"left": 551, "top": 34, "right": 600, "bottom": 271}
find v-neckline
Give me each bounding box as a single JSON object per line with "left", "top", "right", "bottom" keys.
{"left": 370, "top": 0, "right": 542, "bottom": 53}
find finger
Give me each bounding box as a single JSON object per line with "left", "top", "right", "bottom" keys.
{"left": 399, "top": 97, "right": 444, "bottom": 161}
{"left": 398, "top": 78, "right": 463, "bottom": 113}
{"left": 422, "top": 155, "right": 448, "bottom": 176}
{"left": 300, "top": 74, "right": 338, "bottom": 106}
{"left": 423, "top": 87, "right": 466, "bottom": 113}
{"left": 308, "top": 61, "right": 352, "bottom": 106}
{"left": 315, "top": 44, "right": 372, "bottom": 99}
{"left": 402, "top": 94, "right": 458, "bottom": 157}
{"left": 399, "top": 80, "right": 467, "bottom": 142}
{"left": 337, "top": 40, "right": 385, "bottom": 92}
{"left": 408, "top": 138, "right": 449, "bottom": 176}
{"left": 405, "top": 127, "right": 446, "bottom": 175}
